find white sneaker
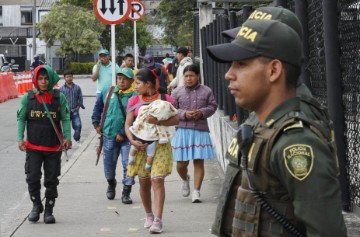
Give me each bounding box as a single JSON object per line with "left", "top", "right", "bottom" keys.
{"left": 181, "top": 175, "right": 190, "bottom": 197}
{"left": 192, "top": 191, "right": 201, "bottom": 203}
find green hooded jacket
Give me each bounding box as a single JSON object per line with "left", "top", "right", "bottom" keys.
{"left": 17, "top": 65, "right": 71, "bottom": 142}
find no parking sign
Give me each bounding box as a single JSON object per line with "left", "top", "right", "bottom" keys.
{"left": 128, "top": 0, "right": 146, "bottom": 21}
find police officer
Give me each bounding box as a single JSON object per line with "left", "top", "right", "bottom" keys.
{"left": 207, "top": 13, "right": 347, "bottom": 237}
{"left": 210, "top": 6, "right": 336, "bottom": 237}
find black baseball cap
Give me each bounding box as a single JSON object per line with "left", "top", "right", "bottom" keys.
{"left": 222, "top": 7, "right": 303, "bottom": 40}
{"left": 143, "top": 54, "right": 155, "bottom": 67}
{"left": 207, "top": 20, "right": 303, "bottom": 67}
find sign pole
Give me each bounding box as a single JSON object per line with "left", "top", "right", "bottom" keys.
{"left": 134, "top": 21, "right": 137, "bottom": 68}
{"left": 111, "top": 24, "right": 116, "bottom": 86}
{"left": 94, "top": 0, "right": 145, "bottom": 80}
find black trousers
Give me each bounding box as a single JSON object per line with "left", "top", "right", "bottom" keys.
{"left": 25, "top": 149, "right": 61, "bottom": 199}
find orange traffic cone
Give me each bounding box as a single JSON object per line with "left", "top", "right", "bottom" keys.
{"left": 17, "top": 75, "right": 25, "bottom": 95}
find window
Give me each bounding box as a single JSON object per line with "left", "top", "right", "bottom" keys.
{"left": 21, "top": 7, "right": 32, "bottom": 25}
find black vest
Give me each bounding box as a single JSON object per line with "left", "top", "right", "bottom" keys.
{"left": 26, "top": 89, "right": 62, "bottom": 147}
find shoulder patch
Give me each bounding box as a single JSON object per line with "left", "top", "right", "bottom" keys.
{"left": 283, "top": 120, "right": 303, "bottom": 132}
{"left": 283, "top": 144, "right": 314, "bottom": 181}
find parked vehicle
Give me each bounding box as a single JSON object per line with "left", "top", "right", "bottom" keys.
{"left": 0, "top": 54, "right": 18, "bottom": 72}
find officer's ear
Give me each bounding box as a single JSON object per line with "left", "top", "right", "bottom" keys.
{"left": 268, "top": 59, "right": 283, "bottom": 84}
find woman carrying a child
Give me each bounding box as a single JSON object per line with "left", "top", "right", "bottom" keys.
{"left": 125, "top": 68, "right": 179, "bottom": 234}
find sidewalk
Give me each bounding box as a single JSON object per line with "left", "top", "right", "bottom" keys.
{"left": 5, "top": 130, "right": 360, "bottom": 237}
{"left": 8, "top": 130, "right": 223, "bottom": 237}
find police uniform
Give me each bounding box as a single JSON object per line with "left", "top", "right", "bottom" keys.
{"left": 206, "top": 8, "right": 347, "bottom": 237}
{"left": 233, "top": 97, "right": 347, "bottom": 237}
{"left": 211, "top": 81, "right": 339, "bottom": 237}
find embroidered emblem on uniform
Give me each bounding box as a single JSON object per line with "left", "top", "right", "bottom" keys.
{"left": 283, "top": 144, "right": 314, "bottom": 181}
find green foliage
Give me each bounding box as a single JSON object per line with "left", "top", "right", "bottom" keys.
{"left": 41, "top": 0, "right": 154, "bottom": 59}
{"left": 61, "top": 0, "right": 92, "bottom": 9}
{"left": 156, "top": 0, "right": 194, "bottom": 47}
{"left": 38, "top": 3, "right": 105, "bottom": 56}
{"left": 115, "top": 17, "right": 154, "bottom": 52}
{"left": 70, "top": 62, "right": 95, "bottom": 74}
{"left": 99, "top": 18, "right": 153, "bottom": 53}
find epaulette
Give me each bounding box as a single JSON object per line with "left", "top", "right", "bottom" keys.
{"left": 283, "top": 120, "right": 304, "bottom": 132}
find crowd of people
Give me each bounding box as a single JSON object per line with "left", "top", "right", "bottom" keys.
{"left": 16, "top": 5, "right": 348, "bottom": 237}
{"left": 17, "top": 44, "right": 217, "bottom": 234}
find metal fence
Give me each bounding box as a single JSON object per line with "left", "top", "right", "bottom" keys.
{"left": 196, "top": 0, "right": 360, "bottom": 213}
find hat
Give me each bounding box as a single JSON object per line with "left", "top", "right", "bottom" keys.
{"left": 207, "top": 20, "right": 303, "bottom": 67}
{"left": 143, "top": 54, "right": 155, "bottom": 67}
{"left": 98, "top": 49, "right": 109, "bottom": 55}
{"left": 63, "top": 69, "right": 73, "bottom": 76}
{"left": 222, "top": 7, "right": 303, "bottom": 40}
{"left": 117, "top": 67, "right": 134, "bottom": 79}
{"left": 176, "top": 47, "right": 189, "bottom": 56}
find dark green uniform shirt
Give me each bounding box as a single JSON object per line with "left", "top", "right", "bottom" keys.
{"left": 267, "top": 98, "right": 347, "bottom": 237}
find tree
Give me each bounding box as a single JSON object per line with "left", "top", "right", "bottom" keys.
{"left": 155, "top": 0, "right": 194, "bottom": 47}
{"left": 61, "top": 0, "right": 92, "bottom": 9}
{"left": 114, "top": 18, "right": 153, "bottom": 54}
{"left": 38, "top": 3, "right": 105, "bottom": 57}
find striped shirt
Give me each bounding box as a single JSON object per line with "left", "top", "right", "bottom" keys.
{"left": 59, "top": 83, "right": 84, "bottom": 112}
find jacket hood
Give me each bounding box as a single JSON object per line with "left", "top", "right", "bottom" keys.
{"left": 32, "top": 65, "right": 60, "bottom": 91}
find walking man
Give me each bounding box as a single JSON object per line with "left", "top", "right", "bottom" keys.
{"left": 17, "top": 65, "right": 71, "bottom": 224}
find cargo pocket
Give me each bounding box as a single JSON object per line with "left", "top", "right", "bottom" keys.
{"left": 232, "top": 187, "right": 261, "bottom": 237}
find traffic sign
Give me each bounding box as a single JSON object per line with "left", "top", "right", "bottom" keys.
{"left": 93, "top": 0, "right": 131, "bottom": 25}
{"left": 128, "top": 0, "right": 146, "bottom": 21}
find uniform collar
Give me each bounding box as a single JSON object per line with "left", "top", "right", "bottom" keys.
{"left": 263, "top": 97, "right": 300, "bottom": 128}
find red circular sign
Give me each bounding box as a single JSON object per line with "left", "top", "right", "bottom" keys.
{"left": 128, "top": 0, "right": 146, "bottom": 21}
{"left": 93, "top": 0, "right": 131, "bottom": 25}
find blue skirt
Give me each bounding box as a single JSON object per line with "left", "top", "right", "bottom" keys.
{"left": 171, "top": 128, "right": 215, "bottom": 161}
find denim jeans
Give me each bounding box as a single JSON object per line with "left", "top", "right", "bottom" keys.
{"left": 102, "top": 136, "right": 134, "bottom": 186}
{"left": 70, "top": 111, "right": 82, "bottom": 142}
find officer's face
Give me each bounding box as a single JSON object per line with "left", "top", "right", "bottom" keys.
{"left": 225, "top": 57, "right": 270, "bottom": 111}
